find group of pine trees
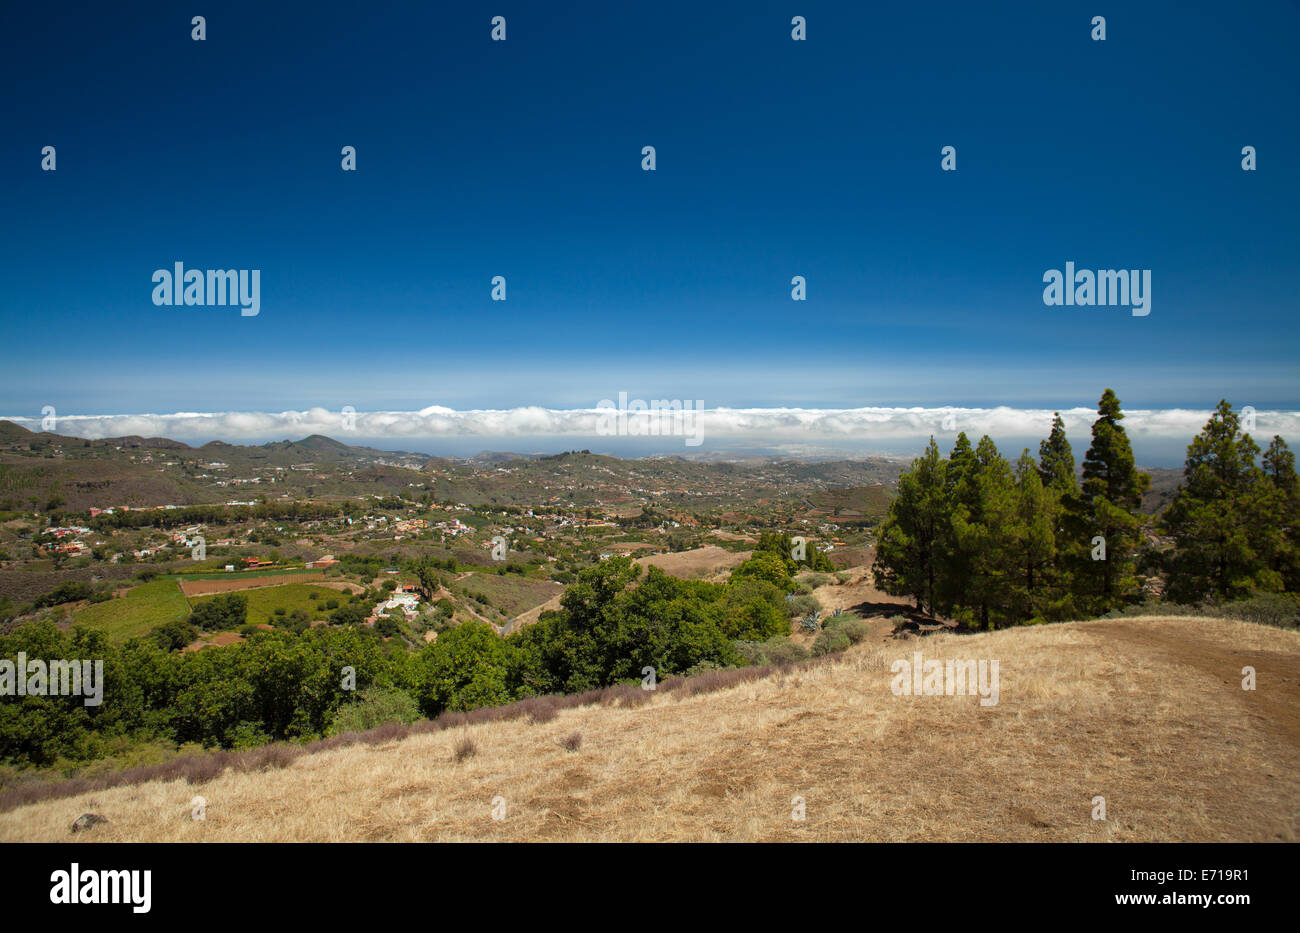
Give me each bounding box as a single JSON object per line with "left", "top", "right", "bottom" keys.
{"left": 1161, "top": 400, "right": 1300, "bottom": 602}
{"left": 872, "top": 391, "right": 1299, "bottom": 629}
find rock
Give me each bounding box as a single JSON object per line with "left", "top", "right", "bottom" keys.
{"left": 71, "top": 813, "right": 109, "bottom": 833}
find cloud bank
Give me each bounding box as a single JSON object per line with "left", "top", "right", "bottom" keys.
{"left": 5, "top": 405, "right": 1298, "bottom": 446}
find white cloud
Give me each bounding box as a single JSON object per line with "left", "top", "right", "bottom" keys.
{"left": 5, "top": 405, "right": 1298, "bottom": 444}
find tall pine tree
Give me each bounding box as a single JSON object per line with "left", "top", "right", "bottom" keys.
{"left": 1038, "top": 412, "right": 1077, "bottom": 496}
{"left": 1037, "top": 412, "right": 1081, "bottom": 618}
{"left": 1010, "top": 449, "right": 1057, "bottom": 622}
{"left": 1068, "top": 389, "right": 1150, "bottom": 614}
{"left": 1163, "top": 401, "right": 1272, "bottom": 601}
{"left": 948, "top": 436, "right": 1017, "bottom": 629}
{"left": 873, "top": 437, "right": 948, "bottom": 615}
{"left": 1260, "top": 436, "right": 1300, "bottom": 593}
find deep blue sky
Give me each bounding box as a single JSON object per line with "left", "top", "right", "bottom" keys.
{"left": 2, "top": 0, "right": 1298, "bottom": 418}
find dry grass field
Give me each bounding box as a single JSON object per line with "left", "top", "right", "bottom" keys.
{"left": 636, "top": 545, "right": 750, "bottom": 579}
{"left": 2, "top": 615, "right": 1296, "bottom": 842}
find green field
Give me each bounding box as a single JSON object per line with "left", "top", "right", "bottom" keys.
{"left": 455, "top": 574, "right": 562, "bottom": 617}
{"left": 72, "top": 579, "right": 192, "bottom": 641}
{"left": 191, "top": 583, "right": 344, "bottom": 625}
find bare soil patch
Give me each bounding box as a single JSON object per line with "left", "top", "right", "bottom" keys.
{"left": 178, "top": 572, "right": 327, "bottom": 597}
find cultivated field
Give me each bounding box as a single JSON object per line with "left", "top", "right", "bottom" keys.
{"left": 177, "top": 571, "right": 328, "bottom": 597}
{"left": 189, "top": 583, "right": 350, "bottom": 625}
{"left": 4, "top": 615, "right": 1295, "bottom": 842}
{"left": 69, "top": 579, "right": 191, "bottom": 641}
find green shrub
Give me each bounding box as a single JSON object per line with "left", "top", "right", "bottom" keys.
{"left": 1109, "top": 592, "right": 1300, "bottom": 629}
{"left": 811, "top": 628, "right": 852, "bottom": 656}
{"left": 786, "top": 593, "right": 821, "bottom": 618}
{"left": 147, "top": 618, "right": 198, "bottom": 651}
{"left": 272, "top": 614, "right": 309, "bottom": 635}
{"left": 327, "top": 687, "right": 421, "bottom": 736}
{"left": 329, "top": 603, "right": 369, "bottom": 626}
{"left": 1201, "top": 593, "right": 1298, "bottom": 628}
{"left": 229, "top": 721, "right": 272, "bottom": 749}
{"left": 734, "top": 637, "right": 810, "bottom": 666}
{"left": 824, "top": 615, "right": 870, "bottom": 644}
{"left": 189, "top": 594, "right": 248, "bottom": 632}
{"left": 33, "top": 581, "right": 95, "bottom": 608}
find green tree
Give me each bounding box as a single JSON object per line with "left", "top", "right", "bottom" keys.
{"left": 1037, "top": 412, "right": 1078, "bottom": 496}
{"left": 418, "top": 621, "right": 512, "bottom": 715}
{"left": 729, "top": 551, "right": 797, "bottom": 593}
{"left": 1065, "top": 390, "right": 1150, "bottom": 614}
{"left": 189, "top": 594, "right": 248, "bottom": 632}
{"left": 872, "top": 437, "right": 948, "bottom": 615}
{"left": 411, "top": 555, "right": 441, "bottom": 601}
{"left": 1009, "top": 449, "right": 1058, "bottom": 621}
{"left": 1260, "top": 436, "right": 1300, "bottom": 592}
{"left": 1162, "top": 400, "right": 1270, "bottom": 602}
{"left": 1036, "top": 414, "right": 1081, "bottom": 618}
{"left": 947, "top": 436, "right": 1018, "bottom": 629}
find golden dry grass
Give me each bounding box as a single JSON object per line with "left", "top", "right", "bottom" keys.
{"left": 2, "top": 615, "right": 1297, "bottom": 842}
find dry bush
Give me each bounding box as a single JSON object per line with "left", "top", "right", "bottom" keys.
{"left": 558, "top": 732, "right": 583, "bottom": 752}
{"left": 518, "top": 696, "right": 559, "bottom": 724}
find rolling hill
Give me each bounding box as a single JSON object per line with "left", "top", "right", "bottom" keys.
{"left": 2, "top": 615, "right": 1295, "bottom": 842}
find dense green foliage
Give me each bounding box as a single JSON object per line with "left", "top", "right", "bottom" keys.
{"left": 508, "top": 558, "right": 788, "bottom": 696}
{"left": 188, "top": 594, "right": 248, "bottom": 632}
{"left": 1160, "top": 401, "right": 1299, "bottom": 601}
{"left": 0, "top": 551, "right": 797, "bottom": 770}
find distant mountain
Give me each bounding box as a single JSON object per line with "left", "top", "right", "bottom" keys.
{"left": 0, "top": 421, "right": 1186, "bottom": 516}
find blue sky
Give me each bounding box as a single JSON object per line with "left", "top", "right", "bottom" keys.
{"left": 2, "top": 1, "right": 1298, "bottom": 433}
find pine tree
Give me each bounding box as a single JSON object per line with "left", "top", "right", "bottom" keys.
{"left": 1010, "top": 449, "right": 1057, "bottom": 621}
{"left": 1162, "top": 401, "right": 1269, "bottom": 601}
{"left": 934, "top": 433, "right": 978, "bottom": 616}
{"left": 872, "top": 437, "right": 947, "bottom": 615}
{"left": 1037, "top": 412, "right": 1081, "bottom": 617}
{"left": 1260, "top": 436, "right": 1300, "bottom": 593}
{"left": 1068, "top": 389, "right": 1150, "bottom": 614}
{"left": 948, "top": 436, "right": 1017, "bottom": 629}
{"left": 1038, "top": 412, "right": 1077, "bottom": 496}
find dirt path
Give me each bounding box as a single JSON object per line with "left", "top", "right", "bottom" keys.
{"left": 1093, "top": 617, "right": 1300, "bottom": 752}
{"left": 807, "top": 564, "right": 916, "bottom": 644}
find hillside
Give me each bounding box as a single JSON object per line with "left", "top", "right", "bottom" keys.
{"left": 2, "top": 615, "right": 1295, "bottom": 842}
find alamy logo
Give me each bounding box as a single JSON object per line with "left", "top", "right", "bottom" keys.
{"left": 890, "top": 651, "right": 999, "bottom": 707}
{"left": 152, "top": 262, "right": 260, "bottom": 317}
{"left": 595, "top": 392, "right": 704, "bottom": 447}
{"left": 1043, "top": 262, "right": 1150, "bottom": 317}
{"left": 50, "top": 863, "right": 151, "bottom": 913}
{"left": 0, "top": 654, "right": 104, "bottom": 706}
